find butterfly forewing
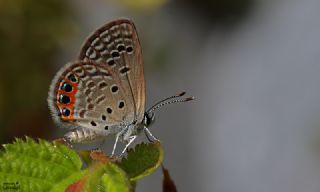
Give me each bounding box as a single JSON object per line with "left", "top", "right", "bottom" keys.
{"left": 78, "top": 19, "right": 145, "bottom": 124}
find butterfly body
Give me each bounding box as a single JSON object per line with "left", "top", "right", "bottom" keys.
{"left": 48, "top": 19, "right": 193, "bottom": 156}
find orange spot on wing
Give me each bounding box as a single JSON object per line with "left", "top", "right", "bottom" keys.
{"left": 56, "top": 79, "right": 79, "bottom": 121}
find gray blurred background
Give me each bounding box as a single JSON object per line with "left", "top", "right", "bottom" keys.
{"left": 1, "top": 0, "right": 320, "bottom": 191}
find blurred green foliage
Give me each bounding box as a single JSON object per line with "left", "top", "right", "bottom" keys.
{"left": 0, "top": 0, "right": 75, "bottom": 143}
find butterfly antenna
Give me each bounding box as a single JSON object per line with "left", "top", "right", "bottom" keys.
{"left": 149, "top": 91, "right": 186, "bottom": 109}
{"left": 147, "top": 92, "right": 194, "bottom": 114}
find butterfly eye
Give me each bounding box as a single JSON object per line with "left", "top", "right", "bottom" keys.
{"left": 61, "top": 82, "right": 73, "bottom": 92}
{"left": 143, "top": 112, "right": 155, "bottom": 127}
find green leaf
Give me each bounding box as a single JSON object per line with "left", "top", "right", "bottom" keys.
{"left": 117, "top": 141, "right": 164, "bottom": 181}
{"left": 0, "top": 137, "right": 83, "bottom": 192}
{"left": 0, "top": 138, "right": 164, "bottom": 191}
{"left": 66, "top": 162, "right": 131, "bottom": 192}
{"left": 100, "top": 163, "right": 131, "bottom": 192}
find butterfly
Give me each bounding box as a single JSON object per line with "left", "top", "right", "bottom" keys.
{"left": 48, "top": 19, "right": 194, "bottom": 156}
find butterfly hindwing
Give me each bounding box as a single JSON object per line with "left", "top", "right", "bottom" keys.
{"left": 48, "top": 60, "right": 138, "bottom": 134}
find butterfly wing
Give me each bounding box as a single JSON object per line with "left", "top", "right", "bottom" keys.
{"left": 78, "top": 19, "right": 145, "bottom": 125}
{"left": 48, "top": 60, "right": 139, "bottom": 134}
{"left": 48, "top": 19, "right": 145, "bottom": 135}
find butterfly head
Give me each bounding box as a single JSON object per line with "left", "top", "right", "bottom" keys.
{"left": 143, "top": 111, "right": 155, "bottom": 127}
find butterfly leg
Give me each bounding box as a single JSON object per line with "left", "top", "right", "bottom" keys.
{"left": 120, "top": 135, "right": 137, "bottom": 156}
{"left": 118, "top": 124, "right": 138, "bottom": 157}
{"left": 144, "top": 127, "right": 160, "bottom": 142}
{"left": 111, "top": 131, "right": 121, "bottom": 157}
{"left": 111, "top": 127, "right": 129, "bottom": 156}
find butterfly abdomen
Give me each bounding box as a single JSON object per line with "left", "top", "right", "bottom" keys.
{"left": 64, "top": 128, "right": 106, "bottom": 143}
